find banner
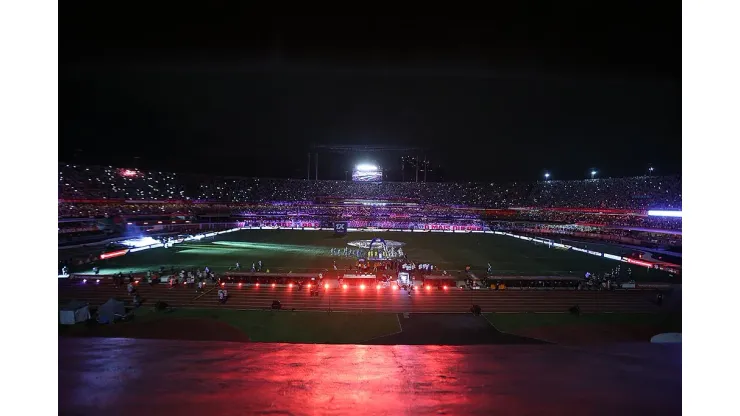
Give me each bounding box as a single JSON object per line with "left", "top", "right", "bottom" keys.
{"left": 334, "top": 222, "right": 348, "bottom": 235}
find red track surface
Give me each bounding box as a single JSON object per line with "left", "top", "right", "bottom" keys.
{"left": 59, "top": 280, "right": 660, "bottom": 313}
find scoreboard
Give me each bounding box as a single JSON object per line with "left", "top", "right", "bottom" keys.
{"left": 352, "top": 165, "right": 382, "bottom": 182}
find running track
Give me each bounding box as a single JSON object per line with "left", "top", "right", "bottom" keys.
{"left": 58, "top": 280, "right": 662, "bottom": 313}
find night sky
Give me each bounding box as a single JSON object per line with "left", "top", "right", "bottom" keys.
{"left": 59, "top": 6, "right": 680, "bottom": 182}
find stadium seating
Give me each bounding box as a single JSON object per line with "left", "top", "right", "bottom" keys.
{"left": 58, "top": 164, "right": 681, "bottom": 243}
{"left": 58, "top": 163, "right": 681, "bottom": 210}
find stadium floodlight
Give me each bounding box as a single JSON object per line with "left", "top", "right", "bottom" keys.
{"left": 355, "top": 164, "right": 378, "bottom": 172}
{"left": 544, "top": 172, "right": 550, "bottom": 179}
{"left": 591, "top": 170, "right": 597, "bottom": 178}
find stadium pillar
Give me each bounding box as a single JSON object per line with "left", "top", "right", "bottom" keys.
{"left": 415, "top": 155, "right": 419, "bottom": 182}
{"left": 424, "top": 156, "right": 428, "bottom": 182}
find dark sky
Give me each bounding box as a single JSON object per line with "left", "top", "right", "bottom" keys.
{"left": 59, "top": 6, "right": 680, "bottom": 182}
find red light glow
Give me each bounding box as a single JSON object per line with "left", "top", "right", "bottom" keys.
{"left": 324, "top": 284, "right": 330, "bottom": 289}
{"left": 100, "top": 249, "right": 128, "bottom": 260}
{"left": 307, "top": 284, "right": 312, "bottom": 288}
{"left": 426, "top": 285, "right": 431, "bottom": 290}
{"left": 393, "top": 285, "right": 398, "bottom": 290}
{"left": 255, "top": 283, "right": 259, "bottom": 287}
{"left": 360, "top": 284, "right": 366, "bottom": 290}
{"left": 238, "top": 283, "right": 242, "bottom": 287}
{"left": 443, "top": 285, "right": 448, "bottom": 290}
{"left": 625, "top": 257, "right": 653, "bottom": 268}
{"left": 289, "top": 283, "right": 293, "bottom": 288}
{"left": 376, "top": 284, "right": 381, "bottom": 289}
{"left": 271, "top": 283, "right": 276, "bottom": 288}
{"left": 343, "top": 284, "right": 348, "bottom": 289}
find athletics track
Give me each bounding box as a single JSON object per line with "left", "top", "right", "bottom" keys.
{"left": 59, "top": 279, "right": 662, "bottom": 313}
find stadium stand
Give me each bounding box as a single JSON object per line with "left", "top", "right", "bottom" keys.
{"left": 59, "top": 164, "right": 680, "bottom": 210}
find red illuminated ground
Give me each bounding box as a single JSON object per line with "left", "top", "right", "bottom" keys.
{"left": 58, "top": 337, "right": 681, "bottom": 415}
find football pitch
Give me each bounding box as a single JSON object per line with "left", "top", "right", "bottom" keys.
{"left": 65, "top": 229, "right": 670, "bottom": 281}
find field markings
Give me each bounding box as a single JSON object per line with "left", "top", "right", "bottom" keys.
{"left": 193, "top": 285, "right": 217, "bottom": 301}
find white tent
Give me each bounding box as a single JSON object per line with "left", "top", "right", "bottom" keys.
{"left": 60, "top": 301, "right": 90, "bottom": 325}
{"left": 98, "top": 298, "right": 126, "bottom": 324}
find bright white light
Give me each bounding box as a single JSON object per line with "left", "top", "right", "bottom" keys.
{"left": 647, "top": 210, "right": 682, "bottom": 218}
{"left": 355, "top": 164, "right": 378, "bottom": 172}
{"left": 119, "top": 237, "right": 159, "bottom": 248}
{"left": 591, "top": 170, "right": 597, "bottom": 175}
{"left": 544, "top": 173, "right": 550, "bottom": 178}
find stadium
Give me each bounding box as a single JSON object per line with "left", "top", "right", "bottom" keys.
{"left": 59, "top": 163, "right": 681, "bottom": 338}
{"left": 46, "top": 11, "right": 690, "bottom": 414}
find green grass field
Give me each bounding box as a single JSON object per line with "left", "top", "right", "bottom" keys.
{"left": 59, "top": 308, "right": 401, "bottom": 343}
{"left": 63, "top": 229, "right": 674, "bottom": 281}
{"left": 484, "top": 311, "right": 681, "bottom": 344}
{"left": 485, "top": 311, "right": 682, "bottom": 333}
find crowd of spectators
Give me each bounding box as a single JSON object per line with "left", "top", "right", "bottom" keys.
{"left": 508, "top": 210, "right": 683, "bottom": 230}
{"left": 58, "top": 164, "right": 682, "bottom": 242}
{"left": 58, "top": 165, "right": 185, "bottom": 200}
{"left": 528, "top": 176, "right": 681, "bottom": 210}
{"left": 58, "top": 202, "right": 199, "bottom": 218}
{"left": 506, "top": 222, "right": 682, "bottom": 248}
{"left": 60, "top": 164, "right": 680, "bottom": 210}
